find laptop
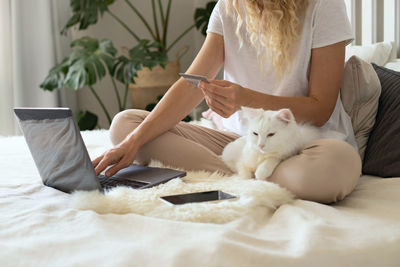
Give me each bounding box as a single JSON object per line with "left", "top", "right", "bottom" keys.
{"left": 14, "top": 107, "right": 186, "bottom": 193}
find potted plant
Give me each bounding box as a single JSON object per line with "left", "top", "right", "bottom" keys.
{"left": 40, "top": 0, "right": 217, "bottom": 130}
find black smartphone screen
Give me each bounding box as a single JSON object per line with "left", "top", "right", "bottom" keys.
{"left": 160, "top": 190, "right": 236, "bottom": 205}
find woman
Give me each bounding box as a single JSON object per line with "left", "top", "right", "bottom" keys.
{"left": 93, "top": 0, "right": 361, "bottom": 204}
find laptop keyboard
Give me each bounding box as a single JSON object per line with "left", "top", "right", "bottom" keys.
{"left": 98, "top": 175, "right": 150, "bottom": 190}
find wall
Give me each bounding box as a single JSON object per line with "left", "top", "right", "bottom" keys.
{"left": 70, "top": 0, "right": 209, "bottom": 128}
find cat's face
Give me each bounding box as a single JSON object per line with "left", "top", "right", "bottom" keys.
{"left": 242, "top": 107, "right": 295, "bottom": 154}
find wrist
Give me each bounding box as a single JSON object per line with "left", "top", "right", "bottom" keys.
{"left": 123, "top": 128, "right": 145, "bottom": 150}
{"left": 239, "top": 86, "right": 253, "bottom": 108}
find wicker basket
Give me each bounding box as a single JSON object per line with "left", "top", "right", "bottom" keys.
{"left": 129, "top": 47, "right": 188, "bottom": 109}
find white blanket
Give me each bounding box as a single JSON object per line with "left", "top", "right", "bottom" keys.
{"left": 1, "top": 130, "right": 400, "bottom": 267}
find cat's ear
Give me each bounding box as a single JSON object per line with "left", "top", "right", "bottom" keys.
{"left": 241, "top": 106, "right": 264, "bottom": 119}
{"left": 275, "top": 109, "right": 295, "bottom": 124}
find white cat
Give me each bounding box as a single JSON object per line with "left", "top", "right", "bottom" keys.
{"left": 222, "top": 107, "right": 340, "bottom": 180}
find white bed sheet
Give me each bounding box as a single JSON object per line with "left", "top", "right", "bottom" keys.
{"left": 1, "top": 130, "right": 399, "bottom": 267}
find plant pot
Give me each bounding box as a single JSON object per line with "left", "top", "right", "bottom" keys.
{"left": 129, "top": 46, "right": 188, "bottom": 110}
{"left": 129, "top": 60, "right": 180, "bottom": 110}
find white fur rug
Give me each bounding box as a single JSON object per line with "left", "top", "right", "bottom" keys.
{"left": 72, "top": 163, "right": 294, "bottom": 224}
{"left": 70, "top": 129, "right": 295, "bottom": 224}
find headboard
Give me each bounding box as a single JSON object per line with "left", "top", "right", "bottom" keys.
{"left": 345, "top": 0, "right": 400, "bottom": 58}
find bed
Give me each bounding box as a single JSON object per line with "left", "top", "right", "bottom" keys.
{"left": 1, "top": 127, "right": 400, "bottom": 267}
{"left": 2, "top": 42, "right": 400, "bottom": 266}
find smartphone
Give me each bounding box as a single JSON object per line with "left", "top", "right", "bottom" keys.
{"left": 179, "top": 73, "right": 210, "bottom": 87}
{"left": 160, "top": 190, "right": 236, "bottom": 205}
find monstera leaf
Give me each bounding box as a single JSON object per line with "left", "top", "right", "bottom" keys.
{"left": 39, "top": 58, "right": 70, "bottom": 91}
{"left": 62, "top": 0, "right": 115, "bottom": 34}
{"left": 40, "top": 37, "right": 117, "bottom": 91}
{"left": 194, "top": 1, "right": 217, "bottom": 36}
{"left": 77, "top": 110, "right": 98, "bottom": 130}
{"left": 113, "top": 40, "right": 168, "bottom": 84}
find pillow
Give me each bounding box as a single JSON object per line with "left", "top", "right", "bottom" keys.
{"left": 363, "top": 65, "right": 400, "bottom": 177}
{"left": 387, "top": 41, "right": 397, "bottom": 62}
{"left": 384, "top": 59, "right": 400, "bottom": 72}
{"left": 340, "top": 56, "right": 381, "bottom": 159}
{"left": 345, "top": 42, "right": 393, "bottom": 66}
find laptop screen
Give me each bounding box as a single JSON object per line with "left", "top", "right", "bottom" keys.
{"left": 15, "top": 108, "right": 101, "bottom": 193}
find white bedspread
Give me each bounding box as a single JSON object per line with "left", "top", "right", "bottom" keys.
{"left": 1, "top": 130, "right": 399, "bottom": 267}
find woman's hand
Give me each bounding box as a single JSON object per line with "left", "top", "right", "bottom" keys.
{"left": 92, "top": 139, "right": 139, "bottom": 178}
{"left": 199, "top": 80, "right": 247, "bottom": 118}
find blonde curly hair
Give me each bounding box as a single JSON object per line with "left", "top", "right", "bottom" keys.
{"left": 226, "top": 0, "right": 309, "bottom": 78}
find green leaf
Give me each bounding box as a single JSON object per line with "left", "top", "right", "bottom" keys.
{"left": 63, "top": 13, "right": 81, "bottom": 34}
{"left": 71, "top": 36, "right": 98, "bottom": 51}
{"left": 40, "top": 37, "right": 117, "bottom": 91}
{"left": 194, "top": 1, "right": 217, "bottom": 36}
{"left": 156, "top": 94, "right": 163, "bottom": 102}
{"left": 100, "top": 54, "right": 115, "bottom": 74}
{"left": 86, "top": 61, "right": 97, "bottom": 85}
{"left": 145, "top": 103, "right": 157, "bottom": 112}
{"left": 182, "top": 115, "right": 192, "bottom": 122}
{"left": 113, "top": 40, "right": 168, "bottom": 84}
{"left": 39, "top": 58, "right": 69, "bottom": 91}
{"left": 61, "top": 0, "right": 116, "bottom": 34}
{"left": 94, "top": 59, "right": 106, "bottom": 79}
{"left": 77, "top": 110, "right": 98, "bottom": 130}
{"left": 64, "top": 63, "right": 87, "bottom": 89}
{"left": 99, "top": 39, "right": 117, "bottom": 56}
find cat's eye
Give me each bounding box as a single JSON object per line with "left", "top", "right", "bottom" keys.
{"left": 253, "top": 132, "right": 258, "bottom": 136}
{"left": 267, "top": 133, "right": 275, "bottom": 137}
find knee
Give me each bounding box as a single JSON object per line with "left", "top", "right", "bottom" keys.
{"left": 269, "top": 139, "right": 362, "bottom": 204}
{"left": 325, "top": 140, "right": 362, "bottom": 202}
{"left": 317, "top": 139, "right": 362, "bottom": 195}
{"left": 109, "top": 109, "right": 149, "bottom": 145}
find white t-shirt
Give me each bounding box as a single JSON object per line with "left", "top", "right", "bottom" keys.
{"left": 207, "top": 0, "right": 357, "bottom": 148}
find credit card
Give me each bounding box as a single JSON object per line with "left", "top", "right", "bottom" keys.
{"left": 179, "top": 73, "right": 210, "bottom": 87}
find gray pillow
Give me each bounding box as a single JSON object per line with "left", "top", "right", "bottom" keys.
{"left": 363, "top": 64, "right": 400, "bottom": 177}
{"left": 340, "top": 56, "right": 381, "bottom": 159}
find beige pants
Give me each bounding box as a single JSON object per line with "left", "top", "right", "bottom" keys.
{"left": 110, "top": 109, "right": 361, "bottom": 204}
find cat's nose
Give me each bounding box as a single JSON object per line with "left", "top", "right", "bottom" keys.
{"left": 258, "top": 144, "right": 265, "bottom": 149}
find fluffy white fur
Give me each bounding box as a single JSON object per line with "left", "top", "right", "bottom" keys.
{"left": 222, "top": 107, "right": 337, "bottom": 180}
{"left": 71, "top": 160, "right": 295, "bottom": 224}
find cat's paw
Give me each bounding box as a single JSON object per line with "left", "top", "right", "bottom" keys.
{"left": 237, "top": 167, "right": 253, "bottom": 179}
{"left": 255, "top": 167, "right": 273, "bottom": 181}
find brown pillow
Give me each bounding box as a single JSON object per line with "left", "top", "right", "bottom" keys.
{"left": 340, "top": 56, "right": 381, "bottom": 160}
{"left": 363, "top": 64, "right": 400, "bottom": 177}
